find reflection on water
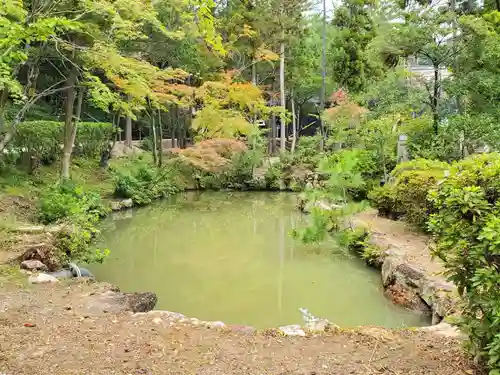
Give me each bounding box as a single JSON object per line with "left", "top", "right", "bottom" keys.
{"left": 90, "top": 191, "right": 430, "bottom": 328}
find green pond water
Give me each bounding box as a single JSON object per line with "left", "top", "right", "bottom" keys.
{"left": 90, "top": 191, "right": 429, "bottom": 328}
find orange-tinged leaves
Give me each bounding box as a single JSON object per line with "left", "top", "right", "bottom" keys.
{"left": 170, "top": 139, "right": 247, "bottom": 172}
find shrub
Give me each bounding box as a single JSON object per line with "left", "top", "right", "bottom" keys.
{"left": 38, "top": 182, "right": 108, "bottom": 225}
{"left": 428, "top": 153, "right": 500, "bottom": 372}
{"left": 405, "top": 114, "right": 500, "bottom": 162}
{"left": 13, "top": 121, "right": 61, "bottom": 164}
{"left": 170, "top": 139, "right": 265, "bottom": 190}
{"left": 74, "top": 122, "right": 115, "bottom": 157}
{"left": 12, "top": 121, "right": 114, "bottom": 164}
{"left": 294, "top": 135, "right": 324, "bottom": 168}
{"left": 38, "top": 182, "right": 110, "bottom": 264}
{"left": 368, "top": 158, "right": 451, "bottom": 229}
{"left": 264, "top": 162, "right": 282, "bottom": 190}
{"left": 113, "top": 163, "right": 186, "bottom": 205}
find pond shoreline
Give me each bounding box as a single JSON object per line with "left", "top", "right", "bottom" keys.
{"left": 0, "top": 278, "right": 479, "bottom": 375}
{"left": 6, "top": 191, "right": 453, "bottom": 331}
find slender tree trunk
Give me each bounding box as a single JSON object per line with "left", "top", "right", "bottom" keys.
{"left": 170, "top": 115, "right": 177, "bottom": 149}
{"left": 178, "top": 108, "right": 185, "bottom": 148}
{"left": 252, "top": 61, "right": 257, "bottom": 85}
{"left": 271, "top": 79, "right": 277, "bottom": 154}
{"left": 100, "top": 112, "right": 119, "bottom": 168}
{"left": 279, "top": 36, "right": 286, "bottom": 152}
{"left": 158, "top": 109, "right": 163, "bottom": 167}
{"left": 61, "top": 71, "right": 79, "bottom": 181}
{"left": 319, "top": 0, "right": 327, "bottom": 150}
{"left": 432, "top": 64, "right": 440, "bottom": 134}
{"left": 272, "top": 113, "right": 277, "bottom": 154}
{"left": 151, "top": 111, "right": 158, "bottom": 165}
{"left": 0, "top": 89, "right": 9, "bottom": 131}
{"left": 291, "top": 89, "right": 297, "bottom": 153}
{"left": 125, "top": 109, "right": 132, "bottom": 149}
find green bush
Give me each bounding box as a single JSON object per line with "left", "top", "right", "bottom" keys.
{"left": 38, "top": 182, "right": 110, "bottom": 264}
{"left": 74, "top": 122, "right": 115, "bottom": 157}
{"left": 368, "top": 158, "right": 451, "bottom": 229}
{"left": 12, "top": 121, "right": 114, "bottom": 163}
{"left": 264, "top": 162, "right": 282, "bottom": 190}
{"left": 114, "top": 163, "right": 186, "bottom": 205}
{"left": 14, "top": 121, "right": 61, "bottom": 163}
{"left": 294, "top": 135, "right": 324, "bottom": 168}
{"left": 428, "top": 153, "right": 500, "bottom": 372}
{"left": 405, "top": 114, "right": 500, "bottom": 162}
{"left": 38, "top": 181, "right": 108, "bottom": 224}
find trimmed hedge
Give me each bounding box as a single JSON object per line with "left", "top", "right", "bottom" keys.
{"left": 11, "top": 121, "right": 114, "bottom": 162}
{"left": 368, "top": 158, "right": 451, "bottom": 229}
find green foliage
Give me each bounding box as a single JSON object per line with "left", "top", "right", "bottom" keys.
{"left": 54, "top": 216, "right": 110, "bottom": 264}
{"left": 74, "top": 122, "right": 116, "bottom": 157}
{"left": 427, "top": 153, "right": 500, "bottom": 372}
{"left": 196, "top": 149, "right": 264, "bottom": 190}
{"left": 11, "top": 121, "right": 114, "bottom": 163}
{"left": 37, "top": 181, "right": 110, "bottom": 264}
{"left": 13, "top": 121, "right": 60, "bottom": 163}
{"left": 113, "top": 162, "right": 186, "bottom": 205}
{"left": 405, "top": 114, "right": 500, "bottom": 162}
{"left": 293, "top": 149, "right": 367, "bottom": 244}
{"left": 293, "top": 135, "right": 324, "bottom": 169}
{"left": 264, "top": 162, "right": 282, "bottom": 190}
{"left": 329, "top": 0, "right": 382, "bottom": 92}
{"left": 369, "top": 158, "right": 451, "bottom": 229}
{"left": 38, "top": 181, "right": 108, "bottom": 225}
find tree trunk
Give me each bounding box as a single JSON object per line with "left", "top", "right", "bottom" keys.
{"left": 61, "top": 71, "right": 79, "bottom": 181}
{"left": 291, "top": 89, "right": 297, "bottom": 153}
{"left": 170, "top": 111, "right": 177, "bottom": 149}
{"left": 252, "top": 61, "right": 257, "bottom": 85}
{"left": 100, "top": 112, "right": 119, "bottom": 168}
{"left": 272, "top": 113, "right": 277, "bottom": 154}
{"left": 0, "top": 89, "right": 9, "bottom": 131}
{"left": 125, "top": 114, "right": 132, "bottom": 149}
{"left": 432, "top": 64, "right": 440, "bottom": 134}
{"left": 158, "top": 109, "right": 163, "bottom": 167}
{"left": 319, "top": 0, "right": 327, "bottom": 150}
{"left": 178, "top": 108, "right": 186, "bottom": 148}
{"left": 279, "top": 37, "right": 286, "bottom": 152}
{"left": 151, "top": 112, "right": 158, "bottom": 165}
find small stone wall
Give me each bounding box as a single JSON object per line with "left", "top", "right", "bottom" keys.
{"left": 371, "top": 243, "right": 457, "bottom": 324}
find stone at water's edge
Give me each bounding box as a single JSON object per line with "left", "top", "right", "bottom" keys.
{"left": 121, "top": 198, "right": 133, "bottom": 208}
{"left": 81, "top": 290, "right": 157, "bottom": 314}
{"left": 279, "top": 324, "right": 306, "bottom": 337}
{"left": 133, "top": 310, "right": 229, "bottom": 330}
{"left": 110, "top": 201, "right": 122, "bottom": 211}
{"left": 127, "top": 292, "right": 157, "bottom": 313}
{"left": 110, "top": 198, "right": 134, "bottom": 211}
{"left": 377, "top": 246, "right": 457, "bottom": 321}
{"left": 28, "top": 273, "right": 59, "bottom": 284}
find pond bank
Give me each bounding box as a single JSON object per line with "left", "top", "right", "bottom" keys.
{"left": 0, "top": 279, "right": 481, "bottom": 375}
{"left": 91, "top": 192, "right": 426, "bottom": 328}
{"left": 0, "top": 192, "right": 478, "bottom": 374}
{"left": 353, "top": 210, "right": 458, "bottom": 325}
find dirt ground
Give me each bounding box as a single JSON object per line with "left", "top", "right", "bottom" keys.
{"left": 0, "top": 279, "right": 483, "bottom": 375}
{"left": 353, "top": 210, "right": 444, "bottom": 276}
